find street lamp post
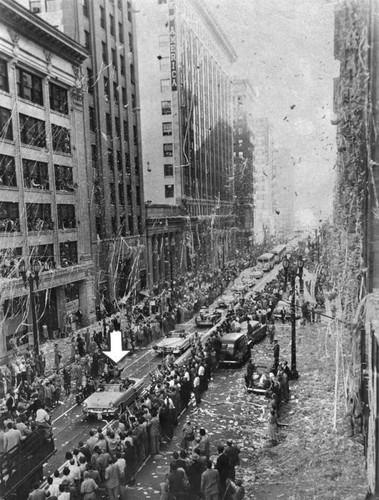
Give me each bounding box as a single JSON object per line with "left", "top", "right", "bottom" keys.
{"left": 282, "top": 254, "right": 304, "bottom": 380}
{"left": 19, "top": 259, "right": 41, "bottom": 358}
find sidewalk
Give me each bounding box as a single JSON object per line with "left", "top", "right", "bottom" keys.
{"left": 250, "top": 319, "right": 367, "bottom": 499}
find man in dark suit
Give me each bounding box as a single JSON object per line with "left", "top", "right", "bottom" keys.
{"left": 215, "top": 445, "right": 230, "bottom": 494}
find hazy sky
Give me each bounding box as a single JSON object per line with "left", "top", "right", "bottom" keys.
{"left": 205, "top": 0, "right": 339, "bottom": 226}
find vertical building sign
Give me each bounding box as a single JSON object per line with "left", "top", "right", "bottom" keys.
{"left": 168, "top": 0, "right": 177, "bottom": 91}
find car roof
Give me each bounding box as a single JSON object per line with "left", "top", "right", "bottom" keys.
{"left": 222, "top": 332, "right": 246, "bottom": 342}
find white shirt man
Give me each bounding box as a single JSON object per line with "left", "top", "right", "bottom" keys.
{"left": 35, "top": 407, "right": 50, "bottom": 424}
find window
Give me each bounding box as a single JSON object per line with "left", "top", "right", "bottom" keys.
{"left": 60, "top": 241, "right": 78, "bottom": 267}
{"left": 16, "top": 68, "right": 43, "bottom": 105}
{"left": 0, "top": 58, "right": 9, "bottom": 92}
{"left": 130, "top": 64, "right": 135, "bottom": 83}
{"left": 30, "top": 244, "right": 54, "bottom": 271}
{"left": 0, "top": 107, "right": 12, "bottom": 141}
{"left": 91, "top": 144, "right": 98, "bottom": 169}
{"left": 100, "top": 5, "right": 105, "bottom": 28}
{"left": 26, "top": 203, "right": 52, "bottom": 231}
{"left": 163, "top": 143, "right": 173, "bottom": 157}
{"left": 0, "top": 247, "right": 22, "bottom": 278}
{"left": 119, "top": 23, "right": 124, "bottom": 43}
{"left": 49, "top": 83, "right": 68, "bottom": 114}
{"left": 118, "top": 184, "right": 125, "bottom": 205}
{"left": 108, "top": 148, "right": 114, "bottom": 168}
{"left": 128, "top": 215, "right": 133, "bottom": 234}
{"left": 23, "top": 159, "right": 49, "bottom": 189}
{"left": 122, "top": 87, "right": 127, "bottom": 106}
{"left": 117, "top": 150, "right": 122, "bottom": 171}
{"left": 125, "top": 153, "right": 130, "bottom": 175}
{"left": 58, "top": 204, "right": 76, "bottom": 229}
{"left": 87, "top": 68, "right": 94, "bottom": 94}
{"left": 164, "top": 164, "right": 173, "bottom": 177}
{"left": 158, "top": 0, "right": 168, "bottom": 4}
{"left": 89, "top": 106, "right": 96, "bottom": 131}
{"left": 111, "top": 48, "right": 117, "bottom": 70}
{"left": 0, "top": 202, "right": 19, "bottom": 232}
{"left": 20, "top": 114, "right": 45, "bottom": 148}
{"left": 131, "top": 93, "right": 136, "bottom": 108}
{"left": 165, "top": 185, "right": 174, "bottom": 198}
{"left": 161, "top": 100, "right": 171, "bottom": 115}
{"left": 162, "top": 122, "right": 172, "bottom": 136}
{"left": 238, "top": 139, "right": 243, "bottom": 146}
{"left": 104, "top": 77, "right": 109, "bottom": 99}
{"left": 102, "top": 42, "right": 108, "bottom": 64}
{"left": 84, "top": 30, "right": 91, "bottom": 51}
{"left": 115, "top": 116, "right": 120, "bottom": 137}
{"left": 0, "top": 155, "right": 16, "bottom": 187}
{"left": 129, "top": 33, "right": 133, "bottom": 52}
{"left": 120, "top": 55, "right": 125, "bottom": 75}
{"left": 106, "top": 113, "right": 112, "bottom": 136}
{"left": 158, "top": 35, "right": 169, "bottom": 48}
{"left": 160, "top": 79, "right": 170, "bottom": 92}
{"left": 51, "top": 124, "right": 71, "bottom": 153}
{"left": 159, "top": 57, "right": 169, "bottom": 72}
{"left": 113, "top": 82, "right": 119, "bottom": 104}
{"left": 110, "top": 183, "right": 116, "bottom": 204}
{"left": 55, "top": 164, "right": 74, "bottom": 191}
{"left": 82, "top": 0, "right": 89, "bottom": 16}
{"left": 110, "top": 14, "right": 115, "bottom": 36}
{"left": 127, "top": 2, "right": 131, "bottom": 22}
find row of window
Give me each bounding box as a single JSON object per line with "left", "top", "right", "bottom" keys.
{"left": 0, "top": 107, "right": 71, "bottom": 153}
{"left": 0, "top": 201, "right": 77, "bottom": 232}
{"left": 0, "top": 59, "right": 69, "bottom": 114}
{"left": 0, "top": 155, "right": 74, "bottom": 191}
{"left": 0, "top": 241, "right": 77, "bottom": 280}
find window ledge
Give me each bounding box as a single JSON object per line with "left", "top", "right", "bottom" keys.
{"left": 17, "top": 96, "right": 44, "bottom": 110}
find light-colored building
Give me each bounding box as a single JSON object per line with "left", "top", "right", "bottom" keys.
{"left": 18, "top": 0, "right": 146, "bottom": 312}
{"left": 232, "top": 78, "right": 255, "bottom": 248}
{"left": 272, "top": 148, "right": 294, "bottom": 240}
{"left": 253, "top": 117, "right": 274, "bottom": 244}
{"left": 0, "top": 0, "right": 94, "bottom": 362}
{"left": 135, "top": 0, "right": 237, "bottom": 283}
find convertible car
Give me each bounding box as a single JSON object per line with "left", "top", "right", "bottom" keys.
{"left": 153, "top": 329, "right": 193, "bottom": 355}
{"left": 82, "top": 377, "right": 144, "bottom": 418}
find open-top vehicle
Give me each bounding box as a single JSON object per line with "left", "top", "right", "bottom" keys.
{"left": 195, "top": 307, "right": 222, "bottom": 327}
{"left": 82, "top": 377, "right": 144, "bottom": 418}
{"left": 153, "top": 329, "right": 193, "bottom": 355}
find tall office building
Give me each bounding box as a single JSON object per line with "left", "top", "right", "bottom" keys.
{"left": 253, "top": 117, "right": 274, "bottom": 244}
{"left": 135, "top": 0, "right": 237, "bottom": 283}
{"left": 232, "top": 78, "right": 255, "bottom": 248}
{"left": 19, "top": 0, "right": 146, "bottom": 313}
{"left": 0, "top": 0, "right": 94, "bottom": 362}
{"left": 272, "top": 148, "right": 294, "bottom": 240}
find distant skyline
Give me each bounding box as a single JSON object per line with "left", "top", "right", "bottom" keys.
{"left": 205, "top": 0, "right": 339, "bottom": 227}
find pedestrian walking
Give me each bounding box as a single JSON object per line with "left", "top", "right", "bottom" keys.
{"left": 201, "top": 460, "right": 220, "bottom": 500}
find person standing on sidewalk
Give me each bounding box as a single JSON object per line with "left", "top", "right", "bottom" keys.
{"left": 273, "top": 340, "right": 280, "bottom": 370}
{"left": 201, "top": 460, "right": 220, "bottom": 500}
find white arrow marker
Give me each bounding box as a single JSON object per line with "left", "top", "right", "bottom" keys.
{"left": 103, "top": 330, "right": 129, "bottom": 363}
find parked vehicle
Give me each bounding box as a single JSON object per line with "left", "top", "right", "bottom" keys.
{"left": 219, "top": 332, "right": 252, "bottom": 367}
{"left": 82, "top": 377, "right": 144, "bottom": 418}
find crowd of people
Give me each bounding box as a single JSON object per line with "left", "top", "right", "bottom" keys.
{"left": 0, "top": 243, "right": 319, "bottom": 499}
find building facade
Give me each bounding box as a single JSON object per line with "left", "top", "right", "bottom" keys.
{"left": 0, "top": 0, "right": 94, "bottom": 362}
{"left": 272, "top": 148, "right": 294, "bottom": 241}
{"left": 135, "top": 0, "right": 237, "bottom": 284}
{"left": 232, "top": 78, "right": 255, "bottom": 250}
{"left": 253, "top": 117, "right": 274, "bottom": 244}
{"left": 19, "top": 0, "right": 146, "bottom": 313}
